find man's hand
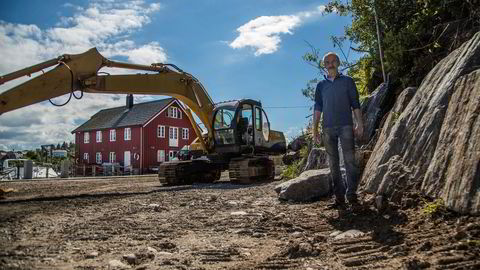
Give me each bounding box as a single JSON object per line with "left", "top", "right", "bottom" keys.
{"left": 354, "top": 124, "right": 364, "bottom": 140}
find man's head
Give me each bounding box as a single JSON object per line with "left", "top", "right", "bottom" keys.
{"left": 323, "top": 52, "right": 340, "bottom": 73}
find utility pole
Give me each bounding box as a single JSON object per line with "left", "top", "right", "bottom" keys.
{"left": 373, "top": 0, "right": 386, "bottom": 83}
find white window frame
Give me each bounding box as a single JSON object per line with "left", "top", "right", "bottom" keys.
{"left": 109, "top": 152, "right": 116, "bottom": 163}
{"left": 182, "top": 128, "right": 189, "bottom": 140}
{"left": 124, "top": 128, "right": 131, "bottom": 141}
{"left": 109, "top": 129, "right": 116, "bottom": 142}
{"left": 157, "top": 125, "right": 165, "bottom": 138}
{"left": 157, "top": 150, "right": 165, "bottom": 162}
{"left": 96, "top": 152, "right": 102, "bottom": 164}
{"left": 83, "top": 153, "right": 89, "bottom": 162}
{"left": 96, "top": 131, "right": 102, "bottom": 143}
{"left": 84, "top": 132, "right": 90, "bottom": 144}
{"left": 168, "top": 107, "right": 181, "bottom": 119}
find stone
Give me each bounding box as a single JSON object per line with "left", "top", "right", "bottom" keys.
{"left": 333, "top": 230, "right": 365, "bottom": 240}
{"left": 147, "top": 247, "right": 158, "bottom": 253}
{"left": 85, "top": 251, "right": 98, "bottom": 259}
{"left": 360, "top": 31, "right": 480, "bottom": 215}
{"left": 123, "top": 253, "right": 137, "bottom": 265}
{"left": 303, "top": 148, "right": 329, "bottom": 171}
{"left": 230, "top": 211, "right": 247, "bottom": 216}
{"left": 275, "top": 169, "right": 331, "bottom": 202}
{"left": 108, "top": 259, "right": 129, "bottom": 269}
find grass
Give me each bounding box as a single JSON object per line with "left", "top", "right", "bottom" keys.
{"left": 422, "top": 198, "right": 446, "bottom": 217}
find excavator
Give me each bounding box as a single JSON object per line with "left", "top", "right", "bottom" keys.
{"left": 0, "top": 48, "right": 286, "bottom": 185}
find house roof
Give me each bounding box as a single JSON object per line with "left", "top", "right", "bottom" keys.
{"left": 72, "top": 98, "right": 175, "bottom": 133}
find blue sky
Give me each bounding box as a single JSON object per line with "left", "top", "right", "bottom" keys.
{"left": 0, "top": 0, "right": 356, "bottom": 150}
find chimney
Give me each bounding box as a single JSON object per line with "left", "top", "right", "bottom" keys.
{"left": 126, "top": 94, "right": 134, "bottom": 109}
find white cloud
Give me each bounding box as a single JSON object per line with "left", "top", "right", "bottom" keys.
{"left": 0, "top": 0, "right": 164, "bottom": 150}
{"left": 229, "top": 5, "right": 326, "bottom": 56}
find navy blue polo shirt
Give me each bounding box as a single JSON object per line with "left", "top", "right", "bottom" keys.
{"left": 314, "top": 74, "right": 360, "bottom": 127}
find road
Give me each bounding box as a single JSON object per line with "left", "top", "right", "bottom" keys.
{"left": 0, "top": 175, "right": 479, "bottom": 269}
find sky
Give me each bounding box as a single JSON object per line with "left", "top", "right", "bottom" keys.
{"left": 0, "top": 0, "right": 357, "bottom": 151}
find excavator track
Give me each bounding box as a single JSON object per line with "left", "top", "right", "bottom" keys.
{"left": 228, "top": 156, "right": 274, "bottom": 184}
{"left": 158, "top": 160, "right": 221, "bottom": 185}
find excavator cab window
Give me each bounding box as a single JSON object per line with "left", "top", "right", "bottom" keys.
{"left": 239, "top": 104, "right": 253, "bottom": 145}
{"left": 214, "top": 107, "right": 236, "bottom": 145}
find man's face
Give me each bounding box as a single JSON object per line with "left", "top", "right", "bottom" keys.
{"left": 324, "top": 55, "right": 338, "bottom": 71}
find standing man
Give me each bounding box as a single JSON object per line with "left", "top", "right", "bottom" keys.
{"left": 312, "top": 52, "right": 364, "bottom": 209}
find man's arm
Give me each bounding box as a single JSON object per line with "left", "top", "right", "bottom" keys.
{"left": 313, "top": 110, "right": 322, "bottom": 140}
{"left": 313, "top": 83, "right": 323, "bottom": 144}
{"left": 348, "top": 78, "right": 364, "bottom": 139}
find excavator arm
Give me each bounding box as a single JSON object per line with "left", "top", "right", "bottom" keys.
{"left": 0, "top": 48, "right": 215, "bottom": 152}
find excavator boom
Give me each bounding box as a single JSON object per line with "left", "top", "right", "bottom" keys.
{"left": 0, "top": 48, "right": 215, "bottom": 152}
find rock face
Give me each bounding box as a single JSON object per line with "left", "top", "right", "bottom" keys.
{"left": 275, "top": 169, "right": 331, "bottom": 202}
{"left": 361, "top": 81, "right": 393, "bottom": 142}
{"left": 360, "top": 31, "right": 480, "bottom": 214}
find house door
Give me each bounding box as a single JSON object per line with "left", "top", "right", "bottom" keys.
{"left": 124, "top": 151, "right": 131, "bottom": 167}
{"left": 169, "top": 127, "right": 178, "bottom": 147}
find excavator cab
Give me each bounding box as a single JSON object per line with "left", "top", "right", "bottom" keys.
{"left": 212, "top": 99, "right": 284, "bottom": 156}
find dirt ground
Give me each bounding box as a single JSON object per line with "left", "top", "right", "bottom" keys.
{"left": 0, "top": 174, "right": 479, "bottom": 270}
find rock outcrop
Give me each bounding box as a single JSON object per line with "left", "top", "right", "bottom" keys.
{"left": 360, "top": 31, "right": 480, "bottom": 214}
{"left": 361, "top": 81, "right": 393, "bottom": 142}
{"left": 275, "top": 169, "right": 331, "bottom": 202}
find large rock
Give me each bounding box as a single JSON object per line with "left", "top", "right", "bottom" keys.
{"left": 303, "top": 147, "right": 329, "bottom": 171}
{"left": 360, "top": 31, "right": 480, "bottom": 214}
{"left": 361, "top": 81, "right": 394, "bottom": 143}
{"left": 275, "top": 169, "right": 331, "bottom": 202}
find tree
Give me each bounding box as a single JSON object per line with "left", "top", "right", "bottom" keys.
{"left": 323, "top": 0, "right": 480, "bottom": 90}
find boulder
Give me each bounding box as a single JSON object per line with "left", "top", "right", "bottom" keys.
{"left": 360, "top": 31, "right": 480, "bottom": 214}
{"left": 275, "top": 169, "right": 331, "bottom": 202}
{"left": 303, "top": 147, "right": 329, "bottom": 171}
{"left": 288, "top": 134, "right": 308, "bottom": 151}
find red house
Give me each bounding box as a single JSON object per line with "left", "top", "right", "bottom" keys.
{"left": 72, "top": 95, "right": 196, "bottom": 173}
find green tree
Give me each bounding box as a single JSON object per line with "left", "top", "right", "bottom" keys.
{"left": 323, "top": 0, "right": 480, "bottom": 90}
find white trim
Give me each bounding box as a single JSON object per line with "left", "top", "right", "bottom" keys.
{"left": 109, "top": 129, "right": 116, "bottom": 141}
{"left": 84, "top": 132, "right": 90, "bottom": 144}
{"left": 157, "top": 125, "right": 165, "bottom": 138}
{"left": 96, "top": 152, "right": 102, "bottom": 164}
{"left": 124, "top": 127, "right": 131, "bottom": 141}
{"left": 157, "top": 150, "right": 165, "bottom": 162}
{"left": 109, "top": 152, "right": 116, "bottom": 163}
{"left": 96, "top": 130, "right": 102, "bottom": 143}
{"left": 143, "top": 99, "right": 188, "bottom": 127}
{"left": 182, "top": 128, "right": 189, "bottom": 140}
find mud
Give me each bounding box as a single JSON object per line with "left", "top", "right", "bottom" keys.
{"left": 0, "top": 175, "right": 479, "bottom": 269}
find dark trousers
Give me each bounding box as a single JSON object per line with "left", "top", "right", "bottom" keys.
{"left": 323, "top": 125, "right": 358, "bottom": 202}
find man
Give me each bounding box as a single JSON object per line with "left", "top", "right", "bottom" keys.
{"left": 312, "top": 52, "right": 364, "bottom": 209}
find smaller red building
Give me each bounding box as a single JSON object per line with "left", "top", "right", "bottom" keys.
{"left": 72, "top": 96, "right": 196, "bottom": 173}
